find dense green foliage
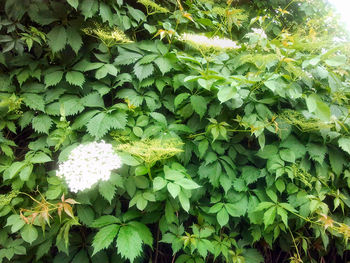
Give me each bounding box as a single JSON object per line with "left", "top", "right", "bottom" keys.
{"left": 1, "top": 0, "right": 350, "bottom": 262}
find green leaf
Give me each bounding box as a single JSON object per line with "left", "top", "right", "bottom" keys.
{"left": 164, "top": 166, "right": 184, "bottom": 181}
{"left": 19, "top": 164, "right": 33, "bottom": 181}
{"left": 255, "top": 202, "right": 274, "bottom": 212}
{"left": 178, "top": 190, "right": 190, "bottom": 212}
{"left": 275, "top": 179, "right": 285, "bottom": 193}
{"left": 6, "top": 214, "right": 25, "bottom": 232}
{"left": 99, "top": 2, "right": 113, "bottom": 24}
{"left": 66, "top": 27, "right": 82, "bottom": 53}
{"left": 77, "top": 205, "right": 95, "bottom": 226}
{"left": 115, "top": 49, "right": 143, "bottom": 65}
{"left": 190, "top": 95, "right": 207, "bottom": 118}
{"left": 150, "top": 112, "right": 167, "bottom": 126}
{"left": 198, "top": 140, "right": 209, "bottom": 159}
{"left": 225, "top": 195, "right": 248, "bottom": 217}
{"left": 328, "top": 147, "right": 345, "bottom": 176}
{"left": 217, "top": 208, "right": 229, "bottom": 227}
{"left": 44, "top": 71, "right": 64, "bottom": 87}
{"left": 175, "top": 178, "right": 200, "bottom": 190}
{"left": 91, "top": 215, "right": 120, "bottom": 228}
{"left": 134, "top": 63, "right": 154, "bottom": 81}
{"left": 67, "top": 0, "right": 79, "bottom": 9}
{"left": 30, "top": 152, "right": 52, "bottom": 163}
{"left": 241, "top": 166, "right": 261, "bottom": 185}
{"left": 174, "top": 93, "right": 190, "bottom": 108}
{"left": 325, "top": 55, "right": 346, "bottom": 67}
{"left": 92, "top": 224, "right": 120, "bottom": 255}
{"left": 266, "top": 189, "right": 278, "bottom": 203}
{"left": 338, "top": 137, "right": 350, "bottom": 155}
{"left": 66, "top": 71, "right": 85, "bottom": 87}
{"left": 32, "top": 115, "right": 52, "bottom": 134}
{"left": 80, "top": 0, "right": 99, "bottom": 18}
{"left": 128, "top": 221, "right": 153, "bottom": 247}
{"left": 4, "top": 161, "right": 26, "bottom": 180}
{"left": 47, "top": 26, "right": 67, "bottom": 53}
{"left": 86, "top": 113, "right": 110, "bottom": 139}
{"left": 279, "top": 149, "right": 295, "bottom": 163}
{"left": 153, "top": 177, "right": 167, "bottom": 191}
{"left": 22, "top": 93, "right": 45, "bottom": 111}
{"left": 72, "top": 250, "right": 89, "bottom": 263}
{"left": 154, "top": 57, "right": 172, "bottom": 75}
{"left": 21, "top": 225, "right": 38, "bottom": 244}
{"left": 307, "top": 143, "right": 327, "bottom": 164}
{"left": 217, "top": 86, "right": 237, "bottom": 103}
{"left": 81, "top": 93, "right": 104, "bottom": 108}
{"left": 71, "top": 110, "right": 100, "bottom": 130}
{"left": 167, "top": 182, "right": 180, "bottom": 198}
{"left": 277, "top": 207, "right": 288, "bottom": 227}
{"left": 116, "top": 226, "right": 143, "bottom": 262}
{"left": 263, "top": 206, "right": 276, "bottom": 228}
{"left": 243, "top": 249, "right": 264, "bottom": 263}
{"left": 99, "top": 181, "right": 116, "bottom": 203}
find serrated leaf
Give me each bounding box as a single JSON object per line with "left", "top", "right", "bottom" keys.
{"left": 30, "top": 152, "right": 52, "bottom": 163}
{"left": 116, "top": 226, "right": 143, "bottom": 262}
{"left": 91, "top": 215, "right": 120, "bottom": 228}
{"left": 99, "top": 2, "right": 113, "bottom": 24}
{"left": 86, "top": 112, "right": 109, "bottom": 139}
{"left": 99, "top": 181, "right": 116, "bottom": 203}
{"left": 106, "top": 111, "right": 127, "bottom": 130}
{"left": 217, "top": 208, "right": 229, "bottom": 227}
{"left": 128, "top": 221, "right": 153, "bottom": 247}
{"left": 22, "top": 93, "right": 45, "bottom": 111}
{"left": 47, "top": 26, "right": 67, "bottom": 53}
{"left": 263, "top": 206, "right": 276, "bottom": 228}
{"left": 115, "top": 49, "right": 143, "bottom": 65}
{"left": 71, "top": 110, "right": 100, "bottom": 130}
{"left": 44, "top": 71, "right": 64, "bottom": 87}
{"left": 66, "top": 27, "right": 82, "bottom": 53}
{"left": 190, "top": 95, "right": 207, "bottom": 118}
{"left": 307, "top": 143, "right": 327, "bottom": 164}
{"left": 241, "top": 166, "right": 261, "bottom": 185}
{"left": 66, "top": 71, "right": 85, "bottom": 87}
{"left": 32, "top": 115, "right": 52, "bottom": 134}
{"left": 92, "top": 224, "right": 120, "bottom": 255}
{"left": 80, "top": 0, "right": 99, "bottom": 18}
{"left": 338, "top": 137, "right": 350, "bottom": 155}
{"left": 81, "top": 93, "right": 104, "bottom": 108}
{"left": 328, "top": 147, "right": 345, "bottom": 176}
{"left": 178, "top": 190, "right": 190, "bottom": 212}
{"left": 174, "top": 93, "right": 190, "bottom": 108}
{"left": 150, "top": 112, "right": 167, "bottom": 126}
{"left": 67, "top": 0, "right": 79, "bottom": 9}
{"left": 154, "top": 57, "right": 172, "bottom": 75}
{"left": 77, "top": 205, "right": 95, "bottom": 226}
{"left": 277, "top": 207, "right": 288, "bottom": 227}
{"left": 225, "top": 196, "right": 248, "bottom": 217}
{"left": 134, "top": 63, "right": 154, "bottom": 81}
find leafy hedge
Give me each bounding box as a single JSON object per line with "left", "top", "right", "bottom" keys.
{"left": 1, "top": 0, "right": 350, "bottom": 262}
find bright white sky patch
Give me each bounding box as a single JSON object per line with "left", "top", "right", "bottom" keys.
{"left": 327, "top": 0, "right": 350, "bottom": 32}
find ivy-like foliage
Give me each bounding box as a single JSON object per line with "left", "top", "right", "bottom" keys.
{"left": 0, "top": 0, "right": 350, "bottom": 262}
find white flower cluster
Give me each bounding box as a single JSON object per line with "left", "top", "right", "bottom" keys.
{"left": 180, "top": 33, "right": 241, "bottom": 50}
{"left": 57, "top": 141, "right": 122, "bottom": 192}
{"left": 251, "top": 28, "right": 267, "bottom": 39}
